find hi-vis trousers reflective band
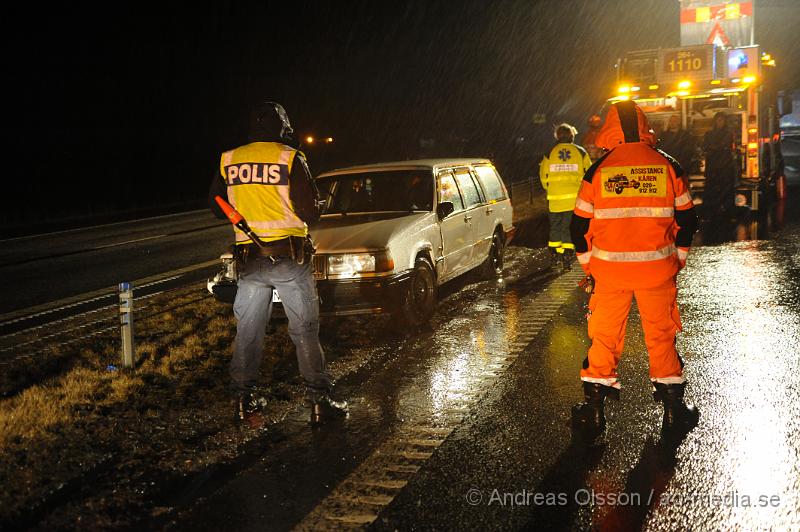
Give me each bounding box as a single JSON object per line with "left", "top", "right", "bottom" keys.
{"left": 546, "top": 192, "right": 578, "bottom": 201}
{"left": 580, "top": 278, "right": 685, "bottom": 387}
{"left": 578, "top": 244, "right": 677, "bottom": 264}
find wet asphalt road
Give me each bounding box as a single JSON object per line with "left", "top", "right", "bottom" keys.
{"left": 0, "top": 210, "right": 229, "bottom": 316}
{"left": 170, "top": 192, "right": 800, "bottom": 531}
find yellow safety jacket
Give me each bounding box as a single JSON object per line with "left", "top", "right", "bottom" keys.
{"left": 539, "top": 143, "right": 592, "bottom": 212}
{"left": 219, "top": 141, "right": 307, "bottom": 244}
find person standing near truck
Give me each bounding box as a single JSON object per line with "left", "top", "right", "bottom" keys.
{"left": 658, "top": 114, "right": 696, "bottom": 176}
{"left": 582, "top": 114, "right": 604, "bottom": 162}
{"left": 702, "top": 111, "right": 737, "bottom": 216}
{"left": 539, "top": 123, "right": 593, "bottom": 270}
{"left": 570, "top": 100, "right": 699, "bottom": 443}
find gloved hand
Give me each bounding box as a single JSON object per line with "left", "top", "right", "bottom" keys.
{"left": 576, "top": 251, "right": 591, "bottom": 276}
{"left": 677, "top": 247, "right": 689, "bottom": 271}
{"left": 578, "top": 275, "right": 595, "bottom": 295}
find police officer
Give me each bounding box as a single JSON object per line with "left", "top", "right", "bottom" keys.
{"left": 539, "top": 123, "right": 592, "bottom": 270}
{"left": 570, "top": 101, "right": 699, "bottom": 443}
{"left": 209, "top": 101, "right": 347, "bottom": 423}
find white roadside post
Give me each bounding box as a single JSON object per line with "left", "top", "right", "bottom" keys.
{"left": 118, "top": 282, "right": 135, "bottom": 369}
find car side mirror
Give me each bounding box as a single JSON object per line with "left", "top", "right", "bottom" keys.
{"left": 436, "top": 201, "right": 455, "bottom": 219}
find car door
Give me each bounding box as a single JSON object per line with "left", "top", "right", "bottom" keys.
{"left": 436, "top": 169, "right": 472, "bottom": 278}
{"left": 452, "top": 167, "right": 484, "bottom": 270}
{"left": 472, "top": 163, "right": 511, "bottom": 252}
{"left": 465, "top": 166, "right": 494, "bottom": 260}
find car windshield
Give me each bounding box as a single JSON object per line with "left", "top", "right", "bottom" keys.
{"left": 318, "top": 169, "right": 434, "bottom": 214}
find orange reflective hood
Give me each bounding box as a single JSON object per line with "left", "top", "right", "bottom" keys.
{"left": 595, "top": 101, "right": 655, "bottom": 150}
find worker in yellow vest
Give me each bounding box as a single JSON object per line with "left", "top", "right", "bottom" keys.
{"left": 209, "top": 102, "right": 347, "bottom": 424}
{"left": 539, "top": 123, "right": 592, "bottom": 270}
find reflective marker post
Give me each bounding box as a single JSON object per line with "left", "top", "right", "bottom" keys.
{"left": 118, "top": 282, "right": 135, "bottom": 369}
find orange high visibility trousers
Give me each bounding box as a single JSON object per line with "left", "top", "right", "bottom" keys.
{"left": 581, "top": 278, "right": 684, "bottom": 386}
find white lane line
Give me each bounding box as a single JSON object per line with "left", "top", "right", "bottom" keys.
{"left": 91, "top": 234, "right": 168, "bottom": 250}
{"left": 322, "top": 514, "right": 377, "bottom": 525}
{"left": 0, "top": 209, "right": 211, "bottom": 243}
{"left": 294, "top": 268, "right": 585, "bottom": 531}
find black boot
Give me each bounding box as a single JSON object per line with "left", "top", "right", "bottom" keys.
{"left": 562, "top": 249, "right": 574, "bottom": 271}
{"left": 552, "top": 249, "right": 567, "bottom": 273}
{"left": 235, "top": 389, "right": 268, "bottom": 422}
{"left": 571, "top": 382, "right": 617, "bottom": 442}
{"left": 307, "top": 391, "right": 348, "bottom": 424}
{"left": 652, "top": 382, "right": 699, "bottom": 440}
{"left": 549, "top": 247, "right": 560, "bottom": 268}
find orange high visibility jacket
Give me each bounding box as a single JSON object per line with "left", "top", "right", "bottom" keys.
{"left": 571, "top": 101, "right": 696, "bottom": 290}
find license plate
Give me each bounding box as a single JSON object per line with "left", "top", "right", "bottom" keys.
{"left": 272, "top": 290, "right": 282, "bottom": 303}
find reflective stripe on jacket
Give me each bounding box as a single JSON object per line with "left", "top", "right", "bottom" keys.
{"left": 539, "top": 143, "right": 592, "bottom": 212}
{"left": 573, "top": 101, "right": 693, "bottom": 289}
{"left": 220, "top": 142, "right": 307, "bottom": 244}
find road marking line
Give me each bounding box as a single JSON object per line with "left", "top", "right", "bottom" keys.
{"left": 396, "top": 451, "right": 433, "bottom": 461}
{"left": 92, "top": 234, "right": 168, "bottom": 249}
{"left": 357, "top": 480, "right": 408, "bottom": 490}
{"left": 294, "top": 268, "right": 585, "bottom": 531}
{"left": 0, "top": 208, "right": 213, "bottom": 243}
{"left": 321, "top": 514, "right": 377, "bottom": 525}
{"left": 384, "top": 465, "right": 420, "bottom": 474}
{"left": 331, "top": 494, "right": 395, "bottom": 506}
{"left": 403, "top": 439, "right": 444, "bottom": 447}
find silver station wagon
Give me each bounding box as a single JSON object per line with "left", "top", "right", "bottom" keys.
{"left": 310, "top": 158, "right": 514, "bottom": 325}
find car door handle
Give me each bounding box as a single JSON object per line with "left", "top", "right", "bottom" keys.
{"left": 485, "top": 207, "right": 494, "bottom": 214}
{"left": 464, "top": 215, "right": 472, "bottom": 222}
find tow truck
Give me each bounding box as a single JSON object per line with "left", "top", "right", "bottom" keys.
{"left": 605, "top": 19, "right": 792, "bottom": 212}
{"left": 605, "top": 174, "right": 641, "bottom": 195}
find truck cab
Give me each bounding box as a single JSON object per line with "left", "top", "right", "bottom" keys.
{"left": 604, "top": 44, "right": 787, "bottom": 212}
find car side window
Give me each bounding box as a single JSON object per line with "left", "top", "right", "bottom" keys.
{"left": 469, "top": 169, "right": 486, "bottom": 204}
{"left": 437, "top": 171, "right": 464, "bottom": 212}
{"left": 454, "top": 168, "right": 482, "bottom": 208}
{"left": 473, "top": 165, "right": 507, "bottom": 202}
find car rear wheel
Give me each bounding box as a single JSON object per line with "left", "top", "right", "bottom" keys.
{"left": 479, "top": 231, "right": 504, "bottom": 280}
{"left": 394, "top": 257, "right": 437, "bottom": 327}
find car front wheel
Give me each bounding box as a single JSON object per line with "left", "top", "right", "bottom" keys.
{"left": 479, "top": 231, "right": 505, "bottom": 280}
{"left": 394, "top": 257, "right": 437, "bottom": 327}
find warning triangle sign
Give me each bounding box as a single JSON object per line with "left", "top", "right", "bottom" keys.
{"left": 706, "top": 21, "right": 730, "bottom": 46}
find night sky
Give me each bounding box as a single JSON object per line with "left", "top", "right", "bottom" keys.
{"left": 3, "top": 1, "right": 799, "bottom": 235}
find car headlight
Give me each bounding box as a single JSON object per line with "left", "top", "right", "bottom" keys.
{"left": 327, "top": 252, "right": 394, "bottom": 278}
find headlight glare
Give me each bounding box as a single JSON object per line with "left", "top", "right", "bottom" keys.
{"left": 326, "top": 252, "right": 393, "bottom": 278}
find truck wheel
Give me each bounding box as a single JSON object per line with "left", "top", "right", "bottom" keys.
{"left": 479, "top": 231, "right": 505, "bottom": 280}
{"left": 394, "top": 257, "right": 437, "bottom": 327}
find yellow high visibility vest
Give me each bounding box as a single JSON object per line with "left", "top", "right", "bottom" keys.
{"left": 219, "top": 142, "right": 308, "bottom": 244}
{"left": 539, "top": 143, "right": 592, "bottom": 212}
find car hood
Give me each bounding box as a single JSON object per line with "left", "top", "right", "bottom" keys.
{"left": 310, "top": 212, "right": 430, "bottom": 253}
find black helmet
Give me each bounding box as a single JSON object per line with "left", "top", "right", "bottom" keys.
{"left": 249, "top": 101, "right": 296, "bottom": 145}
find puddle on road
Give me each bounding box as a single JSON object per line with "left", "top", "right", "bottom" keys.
{"left": 649, "top": 200, "right": 800, "bottom": 530}
{"left": 695, "top": 195, "right": 798, "bottom": 244}
{"left": 296, "top": 254, "right": 585, "bottom": 528}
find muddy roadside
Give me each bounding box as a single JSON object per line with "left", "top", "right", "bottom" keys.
{"left": 0, "top": 216, "right": 551, "bottom": 530}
